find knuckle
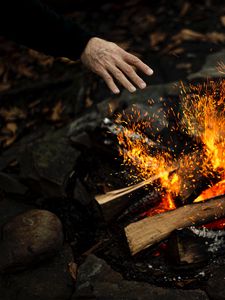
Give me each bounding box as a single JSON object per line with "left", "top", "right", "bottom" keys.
{"left": 114, "top": 70, "right": 122, "bottom": 78}
{"left": 130, "top": 56, "right": 140, "bottom": 64}
{"left": 124, "top": 65, "right": 133, "bottom": 74}
{"left": 105, "top": 75, "right": 112, "bottom": 81}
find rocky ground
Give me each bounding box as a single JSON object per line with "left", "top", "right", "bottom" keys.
{"left": 0, "top": 0, "right": 225, "bottom": 299}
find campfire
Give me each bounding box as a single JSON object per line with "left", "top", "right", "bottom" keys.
{"left": 96, "top": 78, "right": 225, "bottom": 258}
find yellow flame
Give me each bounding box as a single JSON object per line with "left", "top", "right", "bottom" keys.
{"left": 116, "top": 78, "right": 225, "bottom": 213}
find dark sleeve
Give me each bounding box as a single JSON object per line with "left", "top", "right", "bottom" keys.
{"left": 0, "top": 0, "right": 94, "bottom": 60}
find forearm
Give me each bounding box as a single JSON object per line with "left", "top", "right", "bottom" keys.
{"left": 0, "top": 0, "right": 93, "bottom": 60}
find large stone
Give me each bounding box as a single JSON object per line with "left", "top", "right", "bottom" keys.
{"left": 0, "top": 209, "right": 63, "bottom": 272}
{"left": 114, "top": 81, "right": 180, "bottom": 106}
{"left": 188, "top": 50, "right": 225, "bottom": 80}
{"left": 205, "top": 267, "right": 225, "bottom": 300}
{"left": 0, "top": 244, "right": 75, "bottom": 300}
{"left": 73, "top": 255, "right": 208, "bottom": 300}
{"left": 20, "top": 128, "right": 81, "bottom": 198}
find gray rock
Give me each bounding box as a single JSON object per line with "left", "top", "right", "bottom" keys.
{"left": 188, "top": 50, "right": 225, "bottom": 80}
{"left": 20, "top": 128, "right": 81, "bottom": 198}
{"left": 0, "top": 244, "right": 75, "bottom": 300}
{"left": 205, "top": 267, "right": 225, "bottom": 300}
{"left": 0, "top": 209, "right": 63, "bottom": 273}
{"left": 73, "top": 255, "right": 208, "bottom": 300}
{"left": 114, "top": 81, "right": 180, "bottom": 106}
{"left": 68, "top": 110, "right": 102, "bottom": 138}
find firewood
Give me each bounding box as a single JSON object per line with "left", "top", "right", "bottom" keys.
{"left": 95, "top": 170, "right": 175, "bottom": 222}
{"left": 167, "top": 228, "right": 208, "bottom": 267}
{"left": 125, "top": 194, "right": 225, "bottom": 255}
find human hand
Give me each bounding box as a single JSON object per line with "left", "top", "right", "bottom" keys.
{"left": 81, "top": 37, "right": 153, "bottom": 94}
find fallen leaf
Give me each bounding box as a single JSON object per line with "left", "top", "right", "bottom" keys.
{"left": 1, "top": 122, "right": 18, "bottom": 147}
{"left": 68, "top": 262, "right": 77, "bottom": 282}
{"left": 150, "top": 31, "right": 166, "bottom": 48}
{"left": 206, "top": 32, "right": 225, "bottom": 43}
{"left": 85, "top": 97, "right": 93, "bottom": 108}
{"left": 0, "top": 107, "right": 26, "bottom": 121}
{"left": 6, "top": 122, "right": 17, "bottom": 134}
{"left": 173, "top": 29, "right": 205, "bottom": 43}
{"left": 220, "top": 16, "right": 225, "bottom": 27}
{"left": 28, "top": 49, "right": 54, "bottom": 67}
{"left": 50, "top": 101, "right": 63, "bottom": 122}
{"left": 180, "top": 2, "right": 190, "bottom": 17}
{"left": 169, "top": 47, "right": 185, "bottom": 56}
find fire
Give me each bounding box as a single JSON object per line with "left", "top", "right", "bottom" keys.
{"left": 116, "top": 78, "right": 225, "bottom": 214}
{"left": 194, "top": 179, "right": 225, "bottom": 203}
{"left": 181, "top": 79, "right": 225, "bottom": 177}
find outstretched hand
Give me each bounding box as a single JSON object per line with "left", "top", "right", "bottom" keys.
{"left": 81, "top": 37, "right": 153, "bottom": 94}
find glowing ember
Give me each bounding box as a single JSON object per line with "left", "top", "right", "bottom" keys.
{"left": 116, "top": 78, "right": 225, "bottom": 214}
{"left": 142, "top": 193, "right": 176, "bottom": 217}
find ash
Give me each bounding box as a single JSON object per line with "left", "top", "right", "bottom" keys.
{"left": 190, "top": 226, "right": 225, "bottom": 254}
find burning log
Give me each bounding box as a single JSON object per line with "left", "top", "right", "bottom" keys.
{"left": 125, "top": 194, "right": 225, "bottom": 255}
{"left": 95, "top": 170, "right": 175, "bottom": 222}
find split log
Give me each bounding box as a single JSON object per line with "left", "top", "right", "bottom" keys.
{"left": 167, "top": 228, "right": 208, "bottom": 268}
{"left": 95, "top": 170, "right": 175, "bottom": 222}
{"left": 125, "top": 194, "right": 225, "bottom": 255}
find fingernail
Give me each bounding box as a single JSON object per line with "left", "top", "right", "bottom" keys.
{"left": 140, "top": 82, "right": 146, "bottom": 89}
{"left": 130, "top": 86, "right": 136, "bottom": 93}
{"left": 146, "top": 68, "right": 154, "bottom": 75}
{"left": 114, "top": 88, "right": 120, "bottom": 94}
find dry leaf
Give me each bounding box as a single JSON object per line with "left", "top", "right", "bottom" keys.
{"left": 173, "top": 29, "right": 205, "bottom": 43}
{"left": 206, "top": 32, "right": 225, "bottom": 43}
{"left": 0, "top": 107, "right": 26, "bottom": 121}
{"left": 180, "top": 2, "right": 190, "bottom": 17}
{"left": 169, "top": 47, "right": 185, "bottom": 56}
{"left": 220, "top": 16, "right": 225, "bottom": 27}
{"left": 51, "top": 101, "right": 63, "bottom": 122}
{"left": 85, "top": 97, "right": 93, "bottom": 108}
{"left": 6, "top": 122, "right": 17, "bottom": 134}
{"left": 150, "top": 31, "right": 166, "bottom": 48}
{"left": 68, "top": 262, "right": 77, "bottom": 282}
{"left": 1, "top": 122, "right": 18, "bottom": 147}
{"left": 28, "top": 49, "right": 54, "bottom": 67}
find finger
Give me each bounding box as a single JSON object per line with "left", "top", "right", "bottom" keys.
{"left": 124, "top": 53, "right": 153, "bottom": 76}
{"left": 117, "top": 60, "right": 147, "bottom": 89}
{"left": 108, "top": 66, "right": 137, "bottom": 93}
{"left": 100, "top": 70, "right": 120, "bottom": 94}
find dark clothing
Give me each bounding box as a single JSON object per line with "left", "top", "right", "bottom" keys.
{"left": 0, "top": 0, "right": 93, "bottom": 60}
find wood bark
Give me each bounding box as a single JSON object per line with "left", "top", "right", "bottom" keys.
{"left": 95, "top": 170, "right": 175, "bottom": 222}
{"left": 125, "top": 194, "right": 225, "bottom": 255}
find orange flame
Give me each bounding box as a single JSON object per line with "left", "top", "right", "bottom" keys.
{"left": 116, "top": 78, "right": 225, "bottom": 214}
{"left": 194, "top": 179, "right": 225, "bottom": 202}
